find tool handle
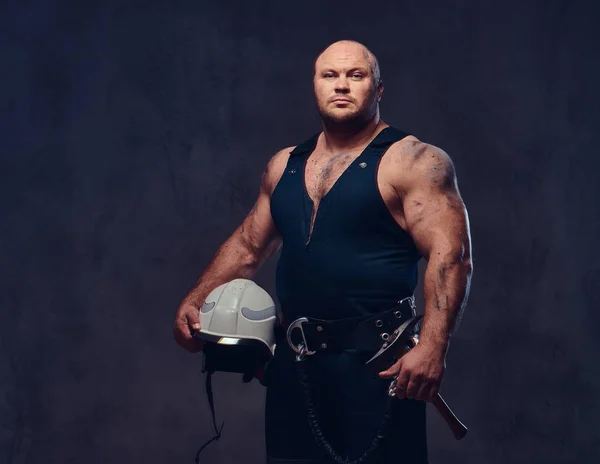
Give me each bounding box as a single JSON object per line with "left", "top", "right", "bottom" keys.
{"left": 432, "top": 393, "right": 468, "bottom": 440}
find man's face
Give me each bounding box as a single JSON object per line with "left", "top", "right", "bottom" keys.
{"left": 313, "top": 43, "right": 382, "bottom": 127}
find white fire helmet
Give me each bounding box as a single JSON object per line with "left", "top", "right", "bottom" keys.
{"left": 194, "top": 279, "right": 277, "bottom": 379}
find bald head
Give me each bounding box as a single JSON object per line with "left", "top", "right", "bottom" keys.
{"left": 314, "top": 40, "right": 381, "bottom": 85}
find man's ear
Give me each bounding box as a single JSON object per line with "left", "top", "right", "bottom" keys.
{"left": 377, "top": 80, "right": 384, "bottom": 102}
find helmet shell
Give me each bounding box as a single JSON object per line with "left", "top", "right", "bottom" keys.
{"left": 196, "top": 279, "right": 277, "bottom": 355}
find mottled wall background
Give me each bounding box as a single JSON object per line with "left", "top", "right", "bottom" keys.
{"left": 1, "top": 0, "right": 599, "bottom": 463}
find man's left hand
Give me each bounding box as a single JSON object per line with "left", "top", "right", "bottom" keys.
{"left": 378, "top": 343, "right": 447, "bottom": 402}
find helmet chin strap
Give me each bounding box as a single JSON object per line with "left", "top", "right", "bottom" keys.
{"left": 194, "top": 343, "right": 265, "bottom": 464}
{"left": 194, "top": 371, "right": 224, "bottom": 464}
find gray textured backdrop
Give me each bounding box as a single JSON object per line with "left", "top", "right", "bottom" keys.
{"left": 1, "top": 0, "right": 599, "bottom": 463}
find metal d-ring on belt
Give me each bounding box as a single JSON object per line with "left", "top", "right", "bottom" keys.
{"left": 284, "top": 296, "right": 422, "bottom": 464}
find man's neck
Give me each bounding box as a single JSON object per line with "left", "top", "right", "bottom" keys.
{"left": 321, "top": 115, "right": 387, "bottom": 155}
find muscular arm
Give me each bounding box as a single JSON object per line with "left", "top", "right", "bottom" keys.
{"left": 174, "top": 147, "right": 292, "bottom": 351}
{"left": 401, "top": 143, "right": 473, "bottom": 355}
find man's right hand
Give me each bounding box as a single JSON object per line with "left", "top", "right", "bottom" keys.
{"left": 174, "top": 303, "right": 206, "bottom": 353}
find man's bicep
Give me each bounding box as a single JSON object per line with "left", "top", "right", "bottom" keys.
{"left": 404, "top": 189, "right": 469, "bottom": 259}
{"left": 402, "top": 147, "right": 470, "bottom": 260}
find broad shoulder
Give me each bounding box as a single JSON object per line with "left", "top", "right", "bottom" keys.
{"left": 262, "top": 145, "right": 296, "bottom": 195}
{"left": 384, "top": 137, "right": 457, "bottom": 192}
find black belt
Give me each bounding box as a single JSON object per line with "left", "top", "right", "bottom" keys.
{"left": 275, "top": 296, "right": 416, "bottom": 356}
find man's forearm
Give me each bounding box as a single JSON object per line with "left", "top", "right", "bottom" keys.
{"left": 181, "top": 233, "right": 264, "bottom": 308}
{"left": 418, "top": 254, "right": 473, "bottom": 355}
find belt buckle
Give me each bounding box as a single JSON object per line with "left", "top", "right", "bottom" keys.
{"left": 286, "top": 317, "right": 316, "bottom": 361}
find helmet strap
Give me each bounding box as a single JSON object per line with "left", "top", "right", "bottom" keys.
{"left": 194, "top": 371, "right": 225, "bottom": 463}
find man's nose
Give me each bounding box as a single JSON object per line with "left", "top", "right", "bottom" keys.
{"left": 334, "top": 77, "right": 350, "bottom": 93}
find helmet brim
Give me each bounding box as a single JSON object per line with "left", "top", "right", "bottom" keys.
{"left": 195, "top": 331, "right": 275, "bottom": 375}
{"left": 193, "top": 329, "right": 275, "bottom": 355}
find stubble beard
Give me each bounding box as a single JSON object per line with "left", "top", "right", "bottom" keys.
{"left": 317, "top": 88, "right": 378, "bottom": 134}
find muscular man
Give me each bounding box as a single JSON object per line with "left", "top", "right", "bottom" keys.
{"left": 174, "top": 40, "right": 472, "bottom": 464}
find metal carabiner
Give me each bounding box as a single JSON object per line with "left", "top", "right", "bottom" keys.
{"left": 286, "top": 317, "right": 316, "bottom": 362}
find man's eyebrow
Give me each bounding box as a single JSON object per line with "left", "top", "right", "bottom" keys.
{"left": 320, "top": 66, "right": 369, "bottom": 73}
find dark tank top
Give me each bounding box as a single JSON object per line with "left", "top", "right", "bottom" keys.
{"left": 270, "top": 126, "right": 421, "bottom": 323}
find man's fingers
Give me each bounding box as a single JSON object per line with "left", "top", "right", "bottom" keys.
{"left": 379, "top": 359, "right": 402, "bottom": 379}
{"left": 414, "top": 378, "right": 442, "bottom": 401}
{"left": 427, "top": 383, "right": 441, "bottom": 402}
{"left": 393, "top": 369, "right": 411, "bottom": 399}
{"left": 174, "top": 314, "right": 193, "bottom": 339}
{"left": 173, "top": 323, "right": 199, "bottom": 352}
{"left": 405, "top": 375, "right": 421, "bottom": 399}
{"left": 174, "top": 307, "right": 204, "bottom": 353}
{"left": 415, "top": 381, "right": 432, "bottom": 401}
{"left": 185, "top": 309, "right": 204, "bottom": 350}
{"left": 186, "top": 308, "right": 201, "bottom": 332}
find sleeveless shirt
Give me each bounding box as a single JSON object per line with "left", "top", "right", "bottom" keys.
{"left": 270, "top": 126, "right": 421, "bottom": 323}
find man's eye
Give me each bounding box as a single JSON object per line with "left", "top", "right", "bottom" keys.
{"left": 352, "top": 74, "right": 362, "bottom": 78}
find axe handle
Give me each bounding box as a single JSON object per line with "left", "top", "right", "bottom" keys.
{"left": 432, "top": 393, "right": 467, "bottom": 440}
